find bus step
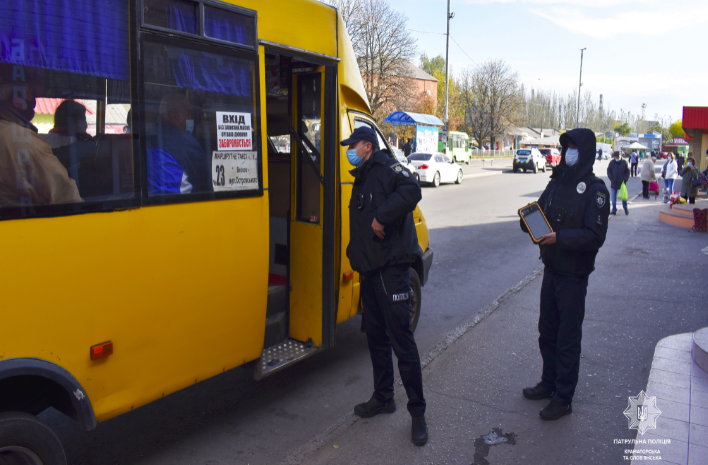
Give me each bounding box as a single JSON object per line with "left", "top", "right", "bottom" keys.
{"left": 254, "top": 338, "right": 318, "bottom": 380}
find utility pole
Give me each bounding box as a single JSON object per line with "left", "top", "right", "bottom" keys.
{"left": 576, "top": 48, "right": 586, "bottom": 128}
{"left": 443, "top": 0, "right": 454, "bottom": 153}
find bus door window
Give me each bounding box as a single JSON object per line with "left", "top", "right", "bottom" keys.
{"left": 295, "top": 73, "right": 322, "bottom": 223}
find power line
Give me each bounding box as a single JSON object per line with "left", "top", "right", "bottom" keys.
{"left": 449, "top": 35, "right": 476, "bottom": 65}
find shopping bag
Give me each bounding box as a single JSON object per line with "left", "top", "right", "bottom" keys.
{"left": 649, "top": 181, "right": 660, "bottom": 193}
{"left": 618, "top": 182, "right": 628, "bottom": 201}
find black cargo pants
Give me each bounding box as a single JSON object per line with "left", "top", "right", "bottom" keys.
{"left": 538, "top": 267, "right": 589, "bottom": 406}
{"left": 361, "top": 264, "right": 426, "bottom": 417}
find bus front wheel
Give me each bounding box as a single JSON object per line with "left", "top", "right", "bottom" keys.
{"left": 0, "top": 412, "right": 67, "bottom": 465}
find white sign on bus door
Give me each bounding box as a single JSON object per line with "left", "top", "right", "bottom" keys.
{"left": 216, "top": 112, "right": 253, "bottom": 150}
{"left": 212, "top": 151, "right": 259, "bottom": 192}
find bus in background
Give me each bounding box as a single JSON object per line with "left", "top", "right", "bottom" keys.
{"left": 0, "top": 0, "right": 434, "bottom": 462}
{"left": 439, "top": 131, "right": 471, "bottom": 164}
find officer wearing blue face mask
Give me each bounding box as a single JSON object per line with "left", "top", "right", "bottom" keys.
{"left": 520, "top": 128, "right": 610, "bottom": 421}
{"left": 340, "top": 126, "right": 428, "bottom": 447}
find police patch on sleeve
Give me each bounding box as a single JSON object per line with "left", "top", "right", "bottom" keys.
{"left": 596, "top": 192, "right": 606, "bottom": 208}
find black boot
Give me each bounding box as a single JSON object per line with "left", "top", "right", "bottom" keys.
{"left": 522, "top": 383, "right": 553, "bottom": 400}
{"left": 354, "top": 395, "right": 396, "bottom": 418}
{"left": 539, "top": 400, "right": 572, "bottom": 420}
{"left": 411, "top": 415, "right": 428, "bottom": 446}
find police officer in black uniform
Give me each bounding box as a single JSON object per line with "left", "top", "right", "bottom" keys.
{"left": 520, "top": 128, "right": 610, "bottom": 420}
{"left": 341, "top": 126, "right": 428, "bottom": 446}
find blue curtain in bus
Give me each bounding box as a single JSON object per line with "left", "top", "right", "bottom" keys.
{"left": 204, "top": 11, "right": 252, "bottom": 46}
{"left": 167, "top": 4, "right": 197, "bottom": 35}
{"left": 172, "top": 51, "right": 252, "bottom": 98}
{"left": 0, "top": 0, "right": 129, "bottom": 81}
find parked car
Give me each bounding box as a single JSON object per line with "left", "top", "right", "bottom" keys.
{"left": 391, "top": 147, "right": 419, "bottom": 181}
{"left": 539, "top": 148, "right": 561, "bottom": 167}
{"left": 408, "top": 152, "right": 464, "bottom": 187}
{"left": 513, "top": 148, "right": 546, "bottom": 173}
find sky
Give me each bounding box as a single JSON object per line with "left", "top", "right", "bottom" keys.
{"left": 385, "top": 0, "right": 708, "bottom": 126}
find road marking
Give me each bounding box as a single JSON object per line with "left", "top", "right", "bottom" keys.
{"left": 463, "top": 171, "right": 506, "bottom": 179}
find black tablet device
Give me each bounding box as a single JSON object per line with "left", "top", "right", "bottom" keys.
{"left": 518, "top": 202, "right": 553, "bottom": 244}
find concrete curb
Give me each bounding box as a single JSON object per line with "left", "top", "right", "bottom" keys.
{"left": 280, "top": 267, "right": 545, "bottom": 465}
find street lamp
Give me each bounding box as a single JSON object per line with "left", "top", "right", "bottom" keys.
{"left": 443, "top": 1, "right": 454, "bottom": 153}
{"left": 576, "top": 48, "right": 586, "bottom": 128}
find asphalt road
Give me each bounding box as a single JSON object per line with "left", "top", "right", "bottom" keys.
{"left": 43, "top": 157, "right": 650, "bottom": 465}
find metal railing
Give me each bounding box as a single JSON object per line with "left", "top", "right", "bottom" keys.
{"left": 469, "top": 149, "right": 516, "bottom": 158}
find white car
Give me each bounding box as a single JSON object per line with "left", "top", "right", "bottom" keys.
{"left": 391, "top": 147, "right": 419, "bottom": 181}
{"left": 513, "top": 148, "right": 546, "bottom": 173}
{"left": 408, "top": 152, "right": 464, "bottom": 187}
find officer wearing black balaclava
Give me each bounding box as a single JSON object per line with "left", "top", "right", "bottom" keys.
{"left": 520, "top": 128, "right": 610, "bottom": 420}
{"left": 341, "top": 126, "right": 428, "bottom": 446}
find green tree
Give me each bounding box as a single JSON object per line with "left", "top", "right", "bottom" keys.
{"left": 614, "top": 121, "right": 631, "bottom": 136}
{"left": 646, "top": 123, "right": 662, "bottom": 134}
{"left": 419, "top": 53, "right": 462, "bottom": 128}
{"left": 669, "top": 120, "right": 685, "bottom": 139}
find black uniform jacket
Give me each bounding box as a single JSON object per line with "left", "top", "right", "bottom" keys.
{"left": 347, "top": 150, "right": 422, "bottom": 275}
{"left": 521, "top": 128, "right": 611, "bottom": 277}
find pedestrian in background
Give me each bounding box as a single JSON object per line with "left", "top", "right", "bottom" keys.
{"left": 640, "top": 156, "right": 656, "bottom": 199}
{"left": 662, "top": 153, "right": 678, "bottom": 196}
{"left": 341, "top": 126, "right": 428, "bottom": 446}
{"left": 676, "top": 152, "right": 685, "bottom": 173}
{"left": 680, "top": 156, "right": 700, "bottom": 204}
{"left": 520, "top": 128, "right": 610, "bottom": 421}
{"left": 607, "top": 151, "right": 630, "bottom": 215}
{"left": 630, "top": 150, "right": 639, "bottom": 177}
{"left": 402, "top": 138, "right": 412, "bottom": 157}
{"left": 597, "top": 147, "right": 603, "bottom": 161}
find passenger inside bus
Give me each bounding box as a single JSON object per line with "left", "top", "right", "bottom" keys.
{"left": 0, "top": 64, "right": 83, "bottom": 206}
{"left": 147, "top": 93, "right": 210, "bottom": 195}
{"left": 45, "top": 99, "right": 93, "bottom": 148}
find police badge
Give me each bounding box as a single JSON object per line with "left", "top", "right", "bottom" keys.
{"left": 576, "top": 182, "right": 586, "bottom": 194}
{"left": 596, "top": 192, "right": 606, "bottom": 208}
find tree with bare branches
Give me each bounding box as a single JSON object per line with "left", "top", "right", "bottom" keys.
{"left": 326, "top": 0, "right": 417, "bottom": 123}
{"left": 459, "top": 60, "right": 519, "bottom": 149}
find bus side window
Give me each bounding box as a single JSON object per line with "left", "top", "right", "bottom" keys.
{"left": 0, "top": 0, "right": 134, "bottom": 216}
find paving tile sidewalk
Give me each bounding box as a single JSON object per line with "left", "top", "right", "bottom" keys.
{"left": 298, "top": 196, "right": 708, "bottom": 465}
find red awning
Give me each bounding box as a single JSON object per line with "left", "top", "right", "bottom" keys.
{"left": 683, "top": 106, "right": 708, "bottom": 130}
{"left": 34, "top": 98, "right": 95, "bottom": 115}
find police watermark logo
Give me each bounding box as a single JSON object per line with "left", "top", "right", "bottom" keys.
{"left": 392, "top": 292, "right": 409, "bottom": 302}
{"left": 596, "top": 192, "right": 606, "bottom": 208}
{"left": 623, "top": 390, "right": 661, "bottom": 435}
{"left": 576, "top": 182, "right": 587, "bottom": 194}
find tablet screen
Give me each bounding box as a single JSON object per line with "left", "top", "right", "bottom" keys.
{"left": 523, "top": 208, "right": 551, "bottom": 240}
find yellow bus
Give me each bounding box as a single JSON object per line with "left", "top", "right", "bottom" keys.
{"left": 0, "top": 0, "right": 433, "bottom": 462}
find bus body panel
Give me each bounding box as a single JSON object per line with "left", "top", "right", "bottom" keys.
{"left": 0, "top": 197, "right": 269, "bottom": 422}
{"left": 224, "top": 0, "right": 338, "bottom": 61}
{"left": 0, "top": 0, "right": 428, "bottom": 429}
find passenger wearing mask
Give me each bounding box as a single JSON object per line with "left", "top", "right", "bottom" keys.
{"left": 0, "top": 64, "right": 82, "bottom": 206}
{"left": 148, "top": 93, "right": 209, "bottom": 194}
{"left": 520, "top": 129, "right": 610, "bottom": 421}
{"left": 661, "top": 153, "right": 679, "bottom": 196}
{"left": 607, "top": 151, "right": 630, "bottom": 215}
{"left": 680, "top": 156, "right": 701, "bottom": 204}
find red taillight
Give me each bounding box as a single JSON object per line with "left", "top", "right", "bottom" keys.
{"left": 90, "top": 341, "right": 113, "bottom": 360}
{"left": 418, "top": 164, "right": 429, "bottom": 170}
